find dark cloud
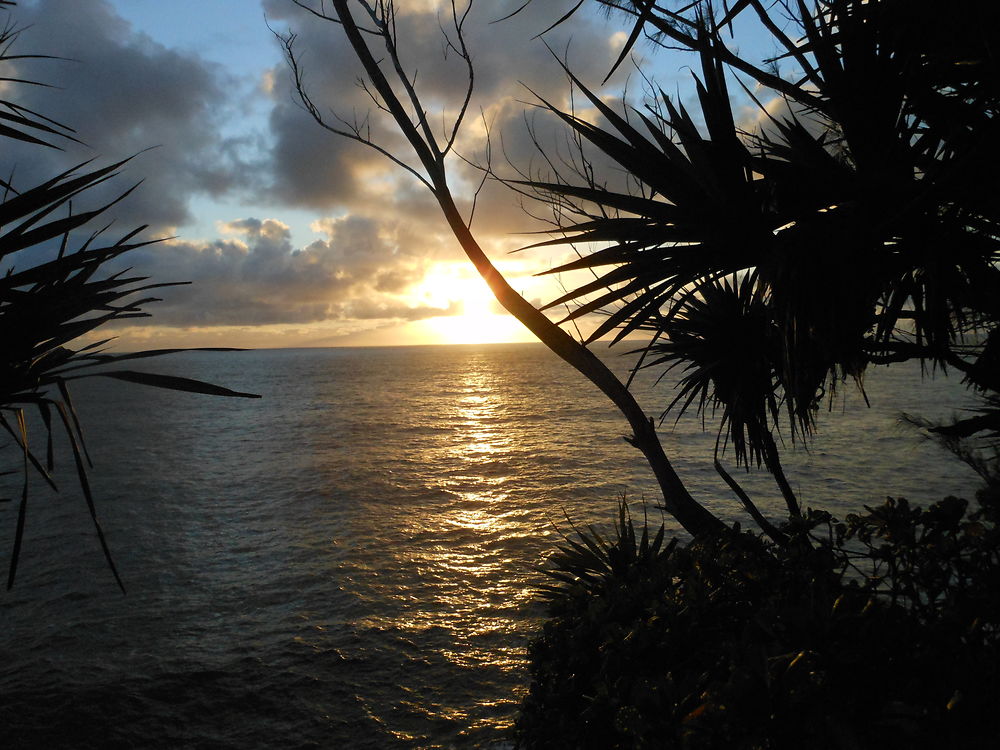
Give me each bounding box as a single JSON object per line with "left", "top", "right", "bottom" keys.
{"left": 1, "top": 0, "right": 258, "bottom": 231}
{"left": 261, "top": 0, "right": 641, "bottom": 220}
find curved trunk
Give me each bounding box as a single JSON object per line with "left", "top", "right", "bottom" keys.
{"left": 331, "top": 0, "right": 724, "bottom": 538}
{"left": 435, "top": 187, "right": 723, "bottom": 537}
{"left": 762, "top": 430, "right": 800, "bottom": 517}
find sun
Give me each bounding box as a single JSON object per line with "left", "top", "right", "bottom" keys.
{"left": 415, "top": 266, "right": 535, "bottom": 345}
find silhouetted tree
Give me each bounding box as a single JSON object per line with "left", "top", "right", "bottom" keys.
{"left": 281, "top": 4, "right": 999, "bottom": 742}
{"left": 279, "top": 0, "right": 724, "bottom": 537}
{"left": 520, "top": 0, "right": 1000, "bottom": 502}
{"left": 281, "top": 0, "right": 999, "bottom": 536}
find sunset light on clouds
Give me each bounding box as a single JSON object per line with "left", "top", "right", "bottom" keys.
{"left": 1, "top": 0, "right": 769, "bottom": 350}
{"left": 0, "top": 0, "right": 723, "bottom": 349}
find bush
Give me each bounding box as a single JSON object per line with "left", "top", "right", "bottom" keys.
{"left": 517, "top": 495, "right": 1000, "bottom": 749}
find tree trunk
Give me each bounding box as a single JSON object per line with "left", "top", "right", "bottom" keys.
{"left": 329, "top": 0, "right": 725, "bottom": 538}
{"left": 762, "top": 430, "right": 800, "bottom": 517}
{"left": 435, "top": 185, "right": 723, "bottom": 537}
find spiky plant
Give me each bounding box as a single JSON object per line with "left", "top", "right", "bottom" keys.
{"left": 642, "top": 273, "right": 800, "bottom": 516}
{"left": 518, "top": 0, "right": 1000, "bottom": 510}
{"left": 540, "top": 498, "right": 675, "bottom": 603}
{"left": 0, "top": 7, "right": 258, "bottom": 590}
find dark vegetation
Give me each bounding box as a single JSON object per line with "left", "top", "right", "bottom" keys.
{"left": 512, "top": 2, "right": 1000, "bottom": 745}
{"left": 284, "top": 0, "right": 1000, "bottom": 744}
{"left": 281, "top": 0, "right": 1000, "bottom": 744}
{"left": 516, "top": 0, "right": 1000, "bottom": 521}
{"left": 0, "top": 2, "right": 258, "bottom": 591}
{"left": 518, "top": 494, "right": 1000, "bottom": 748}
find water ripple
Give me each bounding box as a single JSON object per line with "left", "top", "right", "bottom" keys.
{"left": 0, "top": 344, "right": 984, "bottom": 748}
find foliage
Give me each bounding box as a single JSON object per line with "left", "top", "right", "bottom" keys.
{"left": 645, "top": 275, "right": 780, "bottom": 471}
{"left": 0, "top": 6, "right": 258, "bottom": 590}
{"left": 519, "top": 0, "right": 1000, "bottom": 497}
{"left": 510, "top": 15, "right": 1000, "bottom": 739}
{"left": 517, "top": 494, "right": 1000, "bottom": 749}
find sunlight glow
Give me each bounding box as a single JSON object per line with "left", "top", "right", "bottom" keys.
{"left": 416, "top": 266, "right": 533, "bottom": 345}
{"left": 427, "top": 311, "right": 528, "bottom": 346}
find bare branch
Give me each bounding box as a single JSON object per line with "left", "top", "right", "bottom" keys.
{"left": 440, "top": 0, "right": 475, "bottom": 156}
{"left": 275, "top": 28, "right": 433, "bottom": 189}
{"left": 289, "top": 0, "right": 381, "bottom": 36}
{"left": 285, "top": 0, "right": 724, "bottom": 536}
{"left": 358, "top": 1, "right": 444, "bottom": 164}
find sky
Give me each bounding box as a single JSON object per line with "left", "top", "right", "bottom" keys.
{"left": 2, "top": 0, "right": 774, "bottom": 350}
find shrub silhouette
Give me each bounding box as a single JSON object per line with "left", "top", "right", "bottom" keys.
{"left": 518, "top": 495, "right": 1000, "bottom": 748}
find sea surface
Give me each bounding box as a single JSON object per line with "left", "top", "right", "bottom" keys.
{"left": 0, "top": 343, "right": 985, "bottom": 748}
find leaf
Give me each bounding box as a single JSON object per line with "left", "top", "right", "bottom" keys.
{"left": 602, "top": 0, "right": 655, "bottom": 84}
{"left": 56, "top": 380, "right": 91, "bottom": 467}
{"left": 83, "top": 370, "right": 261, "bottom": 399}
{"left": 53, "top": 401, "right": 125, "bottom": 593}
{"left": 0, "top": 411, "right": 58, "bottom": 492}
{"left": 6, "top": 409, "right": 29, "bottom": 590}
{"left": 531, "top": 0, "right": 586, "bottom": 40}
{"left": 51, "top": 347, "right": 249, "bottom": 376}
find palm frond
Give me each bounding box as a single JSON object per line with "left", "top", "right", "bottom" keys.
{"left": 0, "top": 9, "right": 259, "bottom": 588}
{"left": 519, "top": 0, "right": 1000, "bottom": 465}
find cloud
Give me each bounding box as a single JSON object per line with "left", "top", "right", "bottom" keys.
{"left": 0, "top": 0, "right": 259, "bottom": 232}
{"left": 243, "top": 0, "right": 652, "bottom": 338}
{"left": 261, "top": 0, "right": 644, "bottom": 218}
{"left": 2, "top": 1, "right": 682, "bottom": 346}
{"left": 120, "top": 214, "right": 460, "bottom": 327}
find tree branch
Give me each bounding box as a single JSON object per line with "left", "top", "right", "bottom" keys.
{"left": 297, "top": 0, "right": 725, "bottom": 537}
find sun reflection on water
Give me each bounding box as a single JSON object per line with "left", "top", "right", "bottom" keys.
{"left": 311, "top": 351, "right": 567, "bottom": 744}
{"left": 441, "top": 493, "right": 510, "bottom": 532}
{"left": 453, "top": 388, "right": 512, "bottom": 459}
{"left": 355, "top": 362, "right": 539, "bottom": 677}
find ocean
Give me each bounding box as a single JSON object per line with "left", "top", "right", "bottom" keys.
{"left": 0, "top": 343, "right": 985, "bottom": 748}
